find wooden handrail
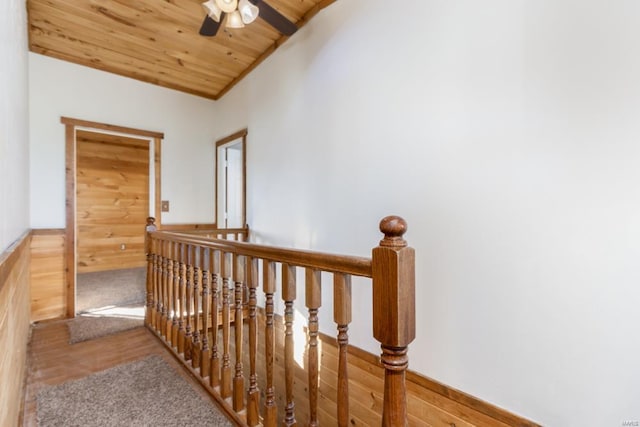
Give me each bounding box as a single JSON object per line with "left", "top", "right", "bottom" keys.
{"left": 144, "top": 215, "right": 415, "bottom": 426}
{"left": 152, "top": 231, "right": 373, "bottom": 278}
{"left": 174, "top": 227, "right": 249, "bottom": 235}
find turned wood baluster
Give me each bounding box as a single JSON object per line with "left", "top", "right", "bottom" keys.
{"left": 150, "top": 238, "right": 157, "bottom": 329}
{"left": 161, "top": 240, "right": 169, "bottom": 338}
{"left": 372, "top": 216, "right": 415, "bottom": 427}
{"left": 156, "top": 239, "right": 163, "bottom": 335}
{"left": 145, "top": 241, "right": 155, "bottom": 327}
{"left": 166, "top": 241, "right": 175, "bottom": 341}
{"left": 282, "top": 263, "right": 297, "bottom": 427}
{"left": 210, "top": 249, "right": 221, "bottom": 388}
{"left": 144, "top": 218, "right": 157, "bottom": 327}
{"left": 233, "top": 254, "right": 245, "bottom": 412}
{"left": 192, "top": 245, "right": 202, "bottom": 370}
{"left": 184, "top": 244, "right": 193, "bottom": 361}
{"left": 177, "top": 242, "right": 186, "bottom": 355}
{"left": 156, "top": 239, "right": 165, "bottom": 334}
{"left": 153, "top": 240, "right": 162, "bottom": 333}
{"left": 201, "top": 247, "right": 211, "bottom": 378}
{"left": 171, "top": 241, "right": 180, "bottom": 348}
{"left": 221, "top": 251, "right": 232, "bottom": 398}
{"left": 306, "top": 268, "right": 321, "bottom": 427}
{"left": 263, "top": 260, "right": 277, "bottom": 427}
{"left": 246, "top": 257, "right": 260, "bottom": 426}
{"left": 334, "top": 273, "right": 352, "bottom": 427}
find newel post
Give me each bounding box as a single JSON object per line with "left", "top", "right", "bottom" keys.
{"left": 145, "top": 217, "right": 157, "bottom": 327}
{"left": 372, "top": 216, "right": 415, "bottom": 427}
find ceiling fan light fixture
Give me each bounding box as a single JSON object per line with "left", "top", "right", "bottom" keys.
{"left": 199, "top": 0, "right": 297, "bottom": 37}
{"left": 226, "top": 10, "right": 245, "bottom": 28}
{"left": 238, "top": 0, "right": 259, "bottom": 24}
{"left": 202, "top": 0, "right": 222, "bottom": 22}
{"left": 215, "top": 0, "right": 238, "bottom": 13}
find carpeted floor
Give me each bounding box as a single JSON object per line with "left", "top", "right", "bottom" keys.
{"left": 36, "top": 355, "right": 233, "bottom": 427}
{"left": 69, "top": 267, "right": 147, "bottom": 344}
{"left": 76, "top": 267, "right": 146, "bottom": 312}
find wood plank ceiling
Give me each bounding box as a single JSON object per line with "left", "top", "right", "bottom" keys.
{"left": 27, "top": 0, "right": 335, "bottom": 100}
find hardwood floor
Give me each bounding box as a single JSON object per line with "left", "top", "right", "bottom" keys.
{"left": 21, "top": 319, "right": 231, "bottom": 426}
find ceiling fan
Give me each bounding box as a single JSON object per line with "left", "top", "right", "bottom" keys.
{"left": 199, "top": 0, "right": 298, "bottom": 37}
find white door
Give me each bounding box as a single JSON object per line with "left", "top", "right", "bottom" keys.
{"left": 216, "top": 131, "right": 246, "bottom": 228}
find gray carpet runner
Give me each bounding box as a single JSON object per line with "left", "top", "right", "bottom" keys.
{"left": 36, "top": 355, "right": 232, "bottom": 426}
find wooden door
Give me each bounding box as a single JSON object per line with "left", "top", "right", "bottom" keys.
{"left": 76, "top": 130, "right": 150, "bottom": 273}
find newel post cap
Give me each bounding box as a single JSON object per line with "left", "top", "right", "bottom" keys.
{"left": 146, "top": 217, "right": 157, "bottom": 232}
{"left": 379, "top": 215, "right": 408, "bottom": 248}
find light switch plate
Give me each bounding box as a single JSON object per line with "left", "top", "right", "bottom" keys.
{"left": 161, "top": 200, "right": 170, "bottom": 212}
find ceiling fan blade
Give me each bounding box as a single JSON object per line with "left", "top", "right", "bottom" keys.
{"left": 199, "top": 14, "right": 223, "bottom": 36}
{"left": 251, "top": 0, "right": 297, "bottom": 36}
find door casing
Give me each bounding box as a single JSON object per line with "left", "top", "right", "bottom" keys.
{"left": 62, "top": 116, "right": 163, "bottom": 317}
{"left": 215, "top": 129, "right": 247, "bottom": 228}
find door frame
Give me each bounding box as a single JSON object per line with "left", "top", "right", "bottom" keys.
{"left": 214, "top": 128, "right": 247, "bottom": 228}
{"left": 61, "top": 116, "right": 163, "bottom": 318}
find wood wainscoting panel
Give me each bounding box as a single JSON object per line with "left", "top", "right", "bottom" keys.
{"left": 236, "top": 311, "right": 540, "bottom": 427}
{"left": 30, "top": 230, "right": 66, "bottom": 322}
{"left": 76, "top": 130, "right": 150, "bottom": 273}
{"left": 318, "top": 333, "right": 541, "bottom": 427}
{"left": 0, "top": 231, "right": 31, "bottom": 427}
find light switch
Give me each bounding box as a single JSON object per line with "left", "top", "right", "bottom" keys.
{"left": 161, "top": 200, "right": 170, "bottom": 212}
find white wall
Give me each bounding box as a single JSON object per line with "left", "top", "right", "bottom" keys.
{"left": 210, "top": 1, "right": 640, "bottom": 425}
{"left": 29, "top": 53, "right": 219, "bottom": 227}
{"left": 0, "top": 0, "right": 30, "bottom": 251}
{"left": 25, "top": 0, "right": 640, "bottom": 424}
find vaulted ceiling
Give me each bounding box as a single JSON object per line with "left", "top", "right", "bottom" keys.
{"left": 27, "top": 0, "right": 335, "bottom": 100}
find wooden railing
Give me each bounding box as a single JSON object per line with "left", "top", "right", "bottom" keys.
{"left": 156, "top": 222, "right": 249, "bottom": 242}
{"left": 144, "top": 216, "right": 415, "bottom": 426}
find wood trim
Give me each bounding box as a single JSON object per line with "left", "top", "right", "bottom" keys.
{"left": 60, "top": 117, "right": 164, "bottom": 139}
{"left": 64, "top": 117, "right": 163, "bottom": 317}
{"left": 215, "top": 129, "right": 247, "bottom": 227}
{"left": 0, "top": 231, "right": 31, "bottom": 294}
{"left": 64, "top": 122, "right": 76, "bottom": 317}
{"left": 316, "top": 332, "right": 541, "bottom": 427}
{"left": 214, "top": 0, "right": 336, "bottom": 99}
{"left": 242, "top": 131, "right": 247, "bottom": 228}
{"left": 215, "top": 129, "right": 247, "bottom": 147}
{"left": 151, "top": 230, "right": 371, "bottom": 277}
{"left": 160, "top": 224, "right": 218, "bottom": 231}
{"left": 30, "top": 229, "right": 66, "bottom": 322}
{"left": 31, "top": 228, "right": 66, "bottom": 236}
{"left": 154, "top": 137, "right": 162, "bottom": 227}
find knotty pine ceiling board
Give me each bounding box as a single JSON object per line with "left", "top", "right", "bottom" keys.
{"left": 28, "top": 0, "right": 335, "bottom": 100}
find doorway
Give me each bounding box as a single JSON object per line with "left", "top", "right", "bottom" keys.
{"left": 215, "top": 129, "right": 246, "bottom": 228}
{"left": 62, "top": 117, "right": 163, "bottom": 317}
